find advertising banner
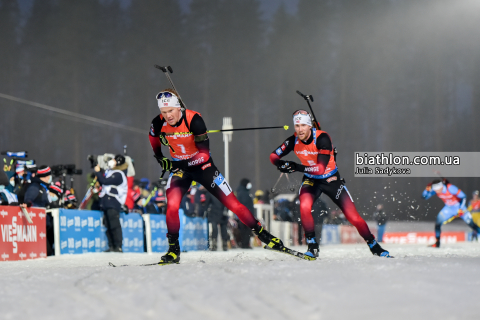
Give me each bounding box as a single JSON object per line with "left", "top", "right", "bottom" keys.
{"left": 58, "top": 210, "right": 145, "bottom": 254}
{"left": 149, "top": 214, "right": 169, "bottom": 253}
{"left": 0, "top": 205, "right": 47, "bottom": 261}
{"left": 340, "top": 225, "right": 377, "bottom": 244}
{"left": 321, "top": 224, "right": 341, "bottom": 245}
{"left": 383, "top": 232, "right": 466, "bottom": 244}
{"left": 58, "top": 209, "right": 107, "bottom": 254}
{"left": 179, "top": 209, "right": 208, "bottom": 251}
{"left": 120, "top": 212, "right": 144, "bottom": 253}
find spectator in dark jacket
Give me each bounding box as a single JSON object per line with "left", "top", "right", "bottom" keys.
{"left": 204, "top": 191, "right": 229, "bottom": 251}
{"left": 180, "top": 188, "right": 196, "bottom": 217}
{"left": 373, "top": 204, "right": 388, "bottom": 242}
{"left": 21, "top": 166, "right": 52, "bottom": 208}
{"left": 94, "top": 155, "right": 128, "bottom": 253}
{"left": 236, "top": 178, "right": 255, "bottom": 248}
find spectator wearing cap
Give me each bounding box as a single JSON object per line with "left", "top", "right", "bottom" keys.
{"left": 45, "top": 184, "right": 63, "bottom": 256}
{"left": 48, "top": 184, "right": 63, "bottom": 208}
{"left": 0, "top": 170, "right": 19, "bottom": 205}
{"left": 63, "top": 190, "right": 77, "bottom": 209}
{"left": 4, "top": 171, "right": 16, "bottom": 193}
{"left": 21, "top": 165, "right": 52, "bottom": 208}
{"left": 94, "top": 154, "right": 128, "bottom": 253}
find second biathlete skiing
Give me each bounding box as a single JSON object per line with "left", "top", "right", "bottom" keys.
{"left": 422, "top": 179, "right": 480, "bottom": 247}
{"left": 149, "top": 89, "right": 287, "bottom": 264}
{"left": 270, "top": 110, "right": 392, "bottom": 258}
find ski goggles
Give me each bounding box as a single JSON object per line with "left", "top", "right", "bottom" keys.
{"left": 156, "top": 91, "right": 175, "bottom": 99}
{"left": 157, "top": 91, "right": 181, "bottom": 108}
{"left": 292, "top": 109, "right": 310, "bottom": 116}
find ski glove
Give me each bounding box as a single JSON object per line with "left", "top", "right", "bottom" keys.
{"left": 154, "top": 155, "right": 186, "bottom": 173}
{"left": 154, "top": 155, "right": 173, "bottom": 171}
{"left": 277, "top": 160, "right": 305, "bottom": 173}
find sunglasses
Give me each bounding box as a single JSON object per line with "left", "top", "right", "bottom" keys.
{"left": 156, "top": 92, "right": 174, "bottom": 99}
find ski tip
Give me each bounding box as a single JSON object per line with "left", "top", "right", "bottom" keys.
{"left": 108, "top": 262, "right": 116, "bottom": 267}
{"left": 284, "top": 125, "right": 289, "bottom": 130}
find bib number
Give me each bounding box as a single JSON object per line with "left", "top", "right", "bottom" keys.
{"left": 178, "top": 144, "right": 186, "bottom": 154}
{"left": 214, "top": 174, "right": 232, "bottom": 196}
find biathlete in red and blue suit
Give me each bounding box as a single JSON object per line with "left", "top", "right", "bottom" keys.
{"left": 422, "top": 179, "right": 480, "bottom": 248}
{"left": 149, "top": 88, "right": 285, "bottom": 264}
{"left": 270, "top": 110, "right": 391, "bottom": 258}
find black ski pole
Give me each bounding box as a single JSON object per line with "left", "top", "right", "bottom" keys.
{"left": 296, "top": 90, "right": 320, "bottom": 130}
{"left": 154, "top": 65, "right": 187, "bottom": 109}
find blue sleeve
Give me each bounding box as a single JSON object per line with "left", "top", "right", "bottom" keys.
{"left": 95, "top": 171, "right": 123, "bottom": 186}
{"left": 24, "top": 184, "right": 40, "bottom": 206}
{"left": 422, "top": 188, "right": 435, "bottom": 200}
{"left": 448, "top": 185, "right": 465, "bottom": 199}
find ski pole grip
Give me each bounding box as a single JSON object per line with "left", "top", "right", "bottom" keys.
{"left": 154, "top": 65, "right": 167, "bottom": 72}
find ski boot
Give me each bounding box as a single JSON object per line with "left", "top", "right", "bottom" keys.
{"left": 429, "top": 238, "right": 440, "bottom": 248}
{"left": 222, "top": 240, "right": 228, "bottom": 251}
{"left": 210, "top": 238, "right": 217, "bottom": 251}
{"left": 159, "top": 233, "right": 180, "bottom": 265}
{"left": 305, "top": 233, "right": 319, "bottom": 258}
{"left": 252, "top": 223, "right": 284, "bottom": 251}
{"left": 367, "top": 239, "right": 392, "bottom": 258}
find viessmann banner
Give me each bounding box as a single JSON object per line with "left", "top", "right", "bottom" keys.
{"left": 0, "top": 205, "right": 47, "bottom": 261}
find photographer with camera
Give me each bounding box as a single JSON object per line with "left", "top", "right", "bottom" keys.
{"left": 94, "top": 154, "right": 128, "bottom": 253}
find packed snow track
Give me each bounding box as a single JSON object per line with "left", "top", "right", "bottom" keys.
{"left": 1, "top": 243, "right": 479, "bottom": 320}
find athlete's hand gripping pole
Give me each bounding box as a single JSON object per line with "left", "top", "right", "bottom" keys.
{"left": 155, "top": 155, "right": 173, "bottom": 179}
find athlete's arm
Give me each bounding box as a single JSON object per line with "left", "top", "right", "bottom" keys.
{"left": 148, "top": 116, "right": 165, "bottom": 158}
{"left": 448, "top": 184, "right": 466, "bottom": 207}
{"left": 422, "top": 186, "right": 435, "bottom": 200}
{"left": 269, "top": 136, "right": 295, "bottom": 166}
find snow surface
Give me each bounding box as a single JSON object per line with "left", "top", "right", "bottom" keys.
{"left": 1, "top": 243, "right": 479, "bottom": 320}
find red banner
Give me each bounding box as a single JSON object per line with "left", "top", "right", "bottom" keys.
{"left": 0, "top": 206, "right": 47, "bottom": 261}
{"left": 383, "top": 232, "right": 466, "bottom": 245}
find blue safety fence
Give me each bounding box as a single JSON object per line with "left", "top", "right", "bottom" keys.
{"left": 321, "top": 224, "right": 341, "bottom": 245}
{"left": 149, "top": 214, "right": 169, "bottom": 252}
{"left": 58, "top": 209, "right": 145, "bottom": 254}
{"left": 57, "top": 209, "right": 208, "bottom": 255}
{"left": 58, "top": 209, "right": 108, "bottom": 254}
{"left": 120, "top": 212, "right": 144, "bottom": 253}
{"left": 179, "top": 209, "right": 209, "bottom": 251}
